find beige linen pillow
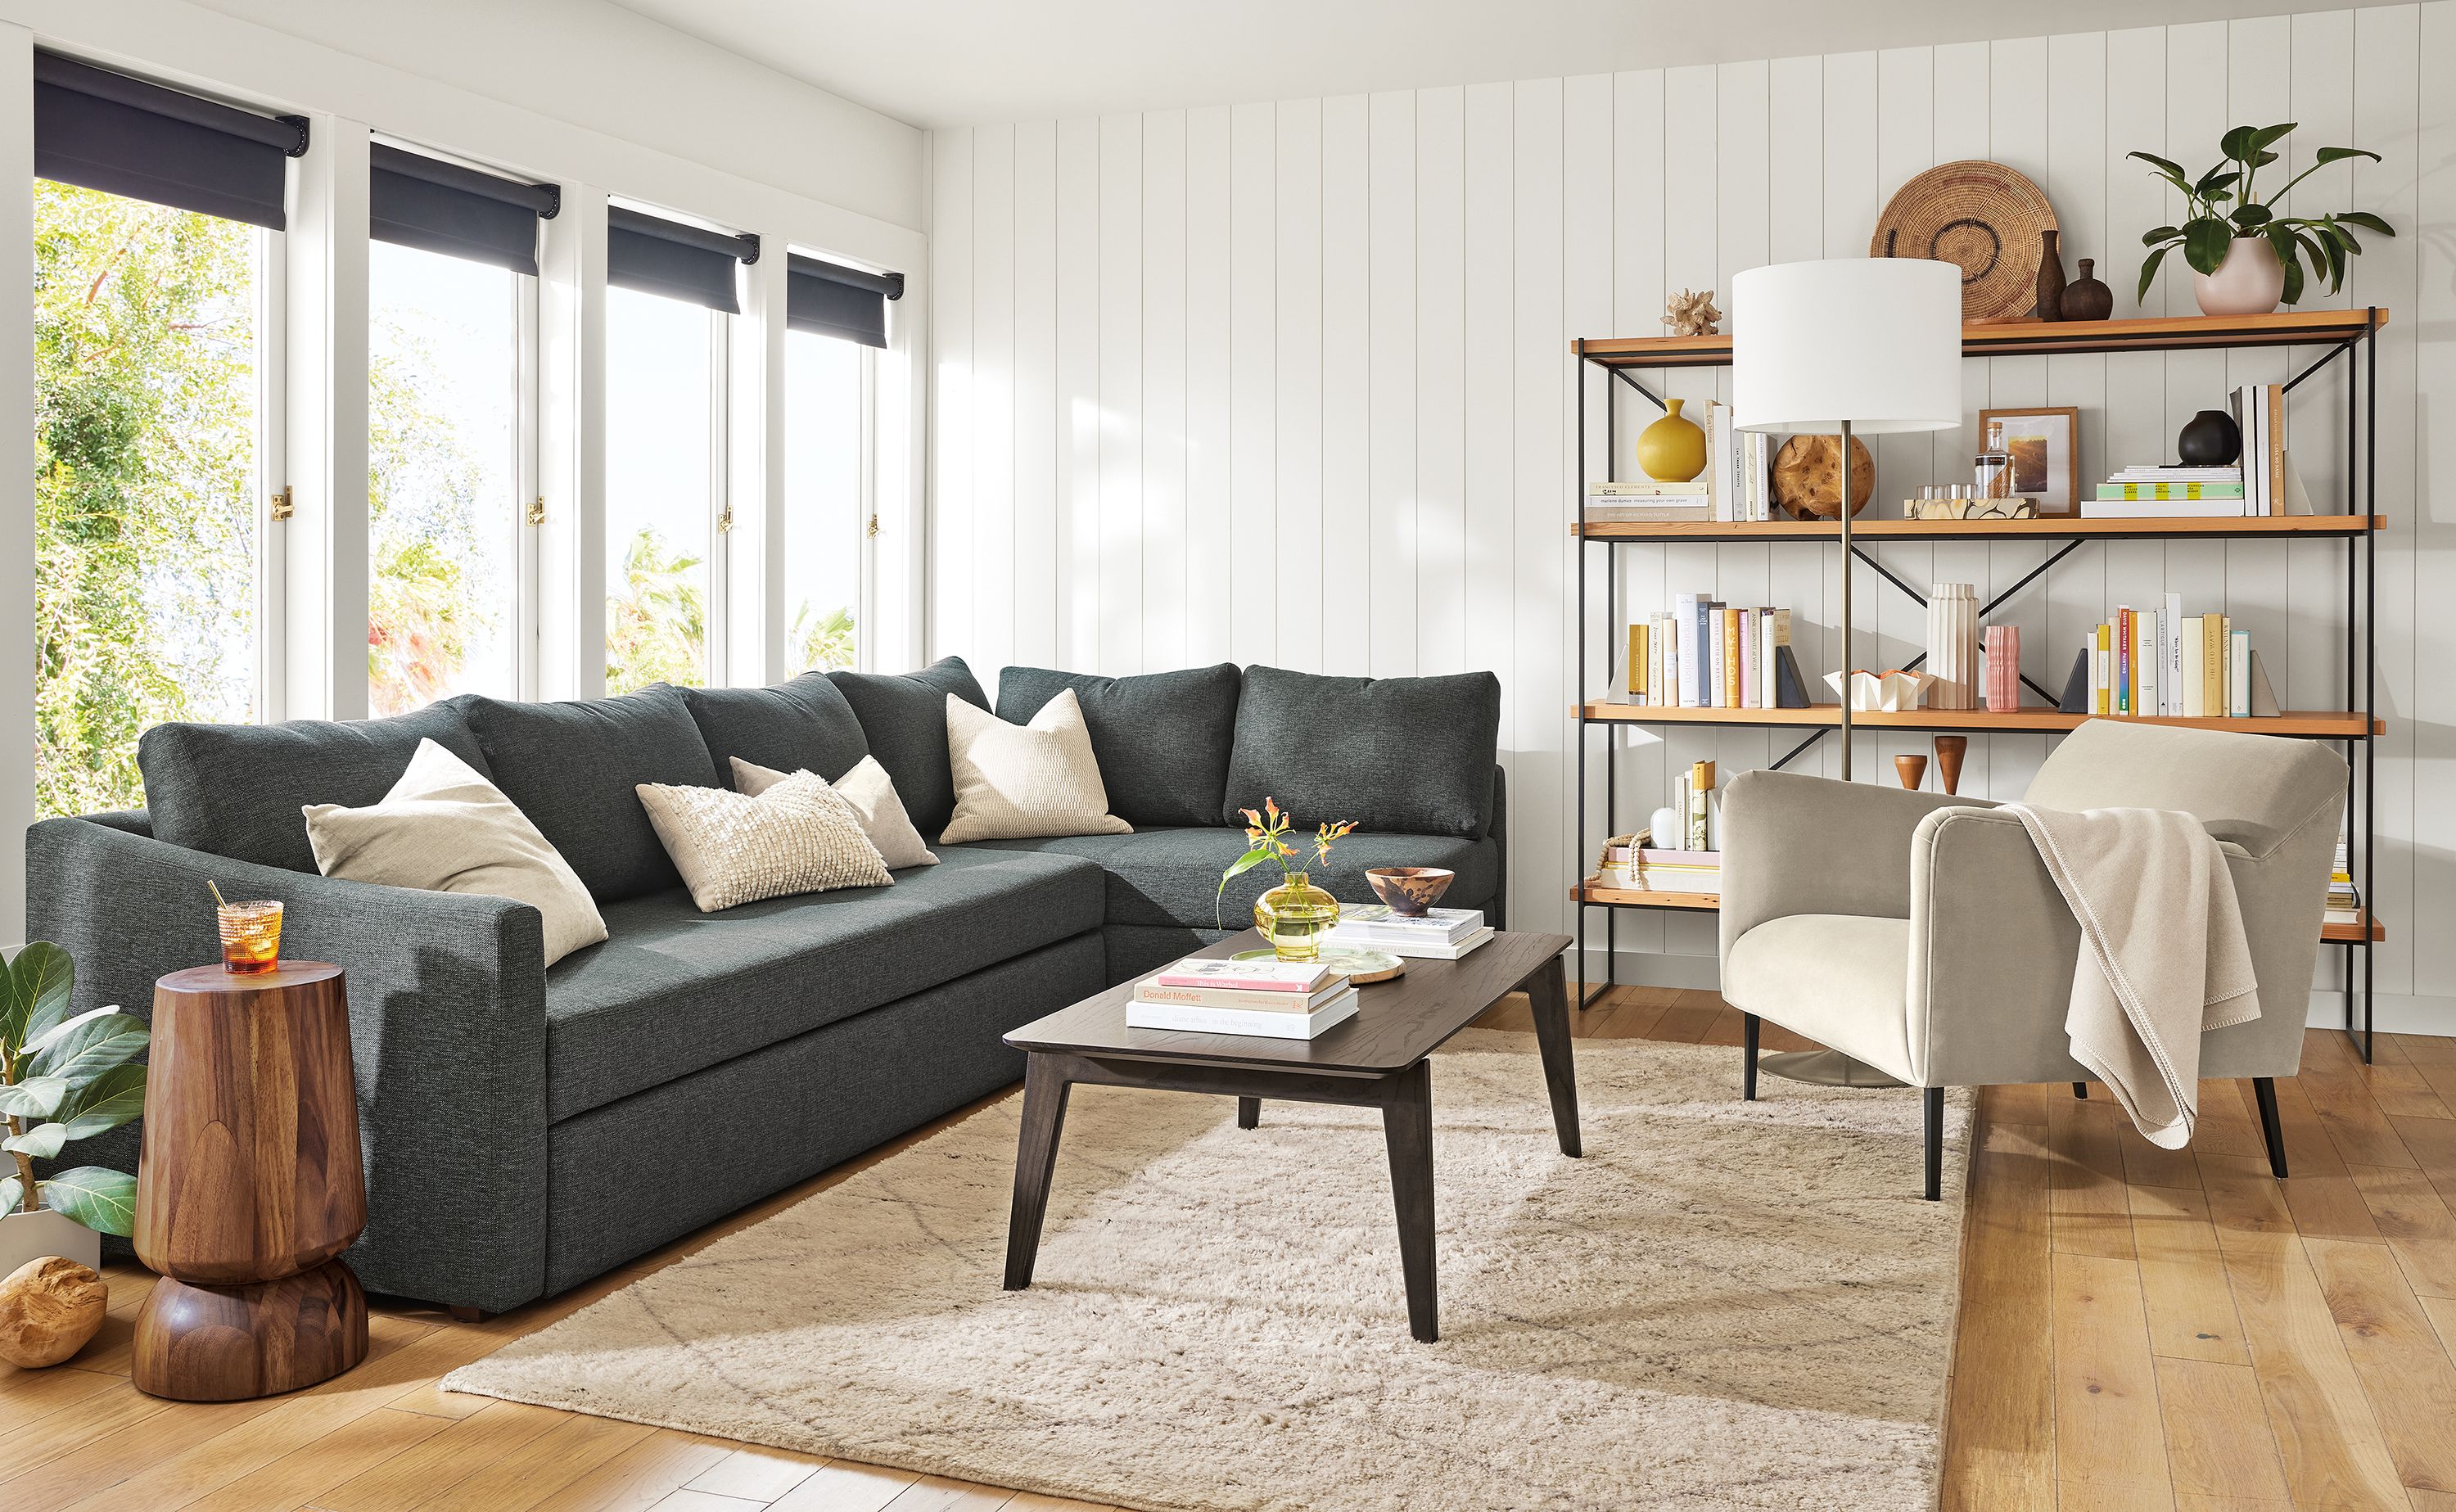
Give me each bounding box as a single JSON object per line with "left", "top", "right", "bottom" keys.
{"left": 938, "top": 688, "right": 1132, "bottom": 844}
{"left": 729, "top": 755, "right": 937, "bottom": 869}
{"left": 635, "top": 770, "right": 893, "bottom": 912}
{"left": 303, "top": 738, "right": 608, "bottom": 966}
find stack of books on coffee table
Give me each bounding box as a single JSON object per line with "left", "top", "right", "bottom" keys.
{"left": 1325, "top": 905, "right": 1493, "bottom": 959}
{"left": 1127, "top": 958, "right": 1359, "bottom": 1040}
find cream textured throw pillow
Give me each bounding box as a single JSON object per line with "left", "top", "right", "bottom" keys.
{"left": 636, "top": 770, "right": 893, "bottom": 912}
{"left": 304, "top": 738, "right": 608, "bottom": 966}
{"left": 939, "top": 688, "right": 1132, "bottom": 843}
{"left": 729, "top": 755, "right": 937, "bottom": 869}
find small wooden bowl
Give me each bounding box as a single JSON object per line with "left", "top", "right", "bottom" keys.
{"left": 1366, "top": 866, "right": 1455, "bottom": 916}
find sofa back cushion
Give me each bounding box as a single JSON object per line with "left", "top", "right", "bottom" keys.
{"left": 138, "top": 702, "right": 492, "bottom": 873}
{"left": 995, "top": 662, "right": 1239, "bottom": 828}
{"left": 1223, "top": 666, "right": 1502, "bottom": 838}
{"left": 827, "top": 657, "right": 990, "bottom": 837}
{"left": 680, "top": 675, "right": 869, "bottom": 788}
{"left": 457, "top": 684, "right": 719, "bottom": 902}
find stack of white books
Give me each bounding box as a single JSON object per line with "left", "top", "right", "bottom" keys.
{"left": 1126, "top": 958, "right": 1358, "bottom": 1040}
{"left": 1325, "top": 905, "right": 1493, "bottom": 959}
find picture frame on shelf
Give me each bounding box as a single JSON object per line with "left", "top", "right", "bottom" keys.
{"left": 1979, "top": 405, "right": 2080, "bottom": 514}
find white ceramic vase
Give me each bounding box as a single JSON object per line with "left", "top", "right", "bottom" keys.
{"left": 1926, "top": 583, "right": 1980, "bottom": 711}
{"left": 0, "top": 1208, "right": 102, "bottom": 1277}
{"left": 2192, "top": 236, "right": 2287, "bottom": 318}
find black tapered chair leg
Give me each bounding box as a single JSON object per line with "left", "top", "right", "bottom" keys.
{"left": 2252, "top": 1076, "right": 2288, "bottom": 1179}
{"left": 2073, "top": 1081, "right": 2088, "bottom": 1099}
{"left": 1742, "top": 1013, "right": 1759, "bottom": 1102}
{"left": 1923, "top": 1086, "right": 1944, "bottom": 1201}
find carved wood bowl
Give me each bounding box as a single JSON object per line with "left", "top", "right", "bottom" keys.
{"left": 1772, "top": 433, "right": 1879, "bottom": 519}
{"left": 1365, "top": 866, "right": 1456, "bottom": 917}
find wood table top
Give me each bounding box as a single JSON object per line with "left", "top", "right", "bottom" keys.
{"left": 1005, "top": 928, "right": 1573, "bottom": 1076}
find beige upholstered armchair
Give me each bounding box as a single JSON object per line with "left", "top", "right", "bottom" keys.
{"left": 1718, "top": 720, "right": 2347, "bottom": 1199}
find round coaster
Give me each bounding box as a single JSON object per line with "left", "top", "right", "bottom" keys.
{"left": 1229, "top": 946, "right": 1406, "bottom": 984}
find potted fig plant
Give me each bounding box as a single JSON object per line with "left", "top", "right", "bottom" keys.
{"left": 0, "top": 944, "right": 146, "bottom": 1274}
{"left": 2132, "top": 124, "right": 2393, "bottom": 315}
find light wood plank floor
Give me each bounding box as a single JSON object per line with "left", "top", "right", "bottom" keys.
{"left": 6, "top": 985, "right": 2453, "bottom": 1511}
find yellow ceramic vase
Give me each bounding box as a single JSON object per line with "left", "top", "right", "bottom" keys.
{"left": 1636, "top": 397, "right": 1708, "bottom": 482}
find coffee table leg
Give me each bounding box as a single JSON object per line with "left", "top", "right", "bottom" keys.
{"left": 1524, "top": 954, "right": 1582, "bottom": 1158}
{"left": 1236, "top": 1096, "right": 1260, "bottom": 1129}
{"left": 1381, "top": 1059, "right": 1438, "bottom": 1343}
{"left": 1005, "top": 1054, "right": 1072, "bottom": 1290}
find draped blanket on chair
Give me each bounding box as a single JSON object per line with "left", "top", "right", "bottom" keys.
{"left": 2001, "top": 803, "right": 2261, "bottom": 1149}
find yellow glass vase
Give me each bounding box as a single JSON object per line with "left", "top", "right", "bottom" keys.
{"left": 1636, "top": 397, "right": 1708, "bottom": 483}
{"left": 1253, "top": 873, "right": 1341, "bottom": 963}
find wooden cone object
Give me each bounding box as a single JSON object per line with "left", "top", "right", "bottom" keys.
{"left": 1894, "top": 754, "right": 1928, "bottom": 790}
{"left": 1932, "top": 735, "right": 1968, "bottom": 796}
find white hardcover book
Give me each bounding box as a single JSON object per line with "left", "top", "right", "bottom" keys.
{"left": 1673, "top": 594, "right": 1700, "bottom": 706}
{"left": 2138, "top": 610, "right": 2157, "bottom": 720}
{"left": 1126, "top": 988, "right": 1361, "bottom": 1040}
{"left": 2162, "top": 592, "right": 2183, "bottom": 715}
{"left": 2229, "top": 631, "right": 2251, "bottom": 717}
{"left": 1370, "top": 927, "right": 1495, "bottom": 961}
{"left": 1709, "top": 607, "right": 1729, "bottom": 708}
{"left": 1738, "top": 608, "right": 1756, "bottom": 710}
{"left": 2182, "top": 617, "right": 2206, "bottom": 719}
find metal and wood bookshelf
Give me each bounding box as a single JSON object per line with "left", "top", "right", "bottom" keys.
{"left": 1571, "top": 308, "right": 2385, "bottom": 1059}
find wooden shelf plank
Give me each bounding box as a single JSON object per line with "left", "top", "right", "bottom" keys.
{"left": 1573, "top": 878, "right": 2386, "bottom": 942}
{"left": 1576, "top": 702, "right": 2382, "bottom": 738}
{"left": 1573, "top": 514, "right": 2382, "bottom": 542}
{"left": 1573, "top": 309, "right": 2389, "bottom": 368}
{"left": 2323, "top": 911, "right": 2386, "bottom": 943}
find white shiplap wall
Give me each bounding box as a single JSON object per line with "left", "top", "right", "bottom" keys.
{"left": 928, "top": 7, "right": 2454, "bottom": 1022}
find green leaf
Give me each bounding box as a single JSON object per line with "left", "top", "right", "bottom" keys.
{"left": 38, "top": 1167, "right": 135, "bottom": 1238}
{"left": 2335, "top": 210, "right": 2394, "bottom": 237}
{"left": 2269, "top": 227, "right": 2305, "bottom": 305}
{"left": 2219, "top": 125, "right": 2266, "bottom": 162}
{"left": 2311, "top": 145, "right": 2381, "bottom": 168}
{"left": 2255, "top": 123, "right": 2299, "bottom": 149}
{"left": 52, "top": 1063, "right": 145, "bottom": 1140}
{"left": 2329, "top": 220, "right": 2365, "bottom": 256}
{"left": 2, "top": 1124, "right": 66, "bottom": 1160}
{"left": 2232, "top": 202, "right": 2273, "bottom": 228}
{"left": 2195, "top": 166, "right": 2243, "bottom": 198}
{"left": 0, "top": 1076, "right": 69, "bottom": 1118}
{"left": 2183, "top": 218, "right": 2236, "bottom": 275}
{"left": 2129, "top": 151, "right": 2189, "bottom": 182}
{"left": 2142, "top": 224, "right": 2181, "bottom": 247}
{"left": 0, "top": 943, "right": 73, "bottom": 1052}
{"left": 0, "top": 1176, "right": 18, "bottom": 1216}
{"left": 2136, "top": 243, "right": 2172, "bottom": 304}
{"left": 26, "top": 1007, "right": 142, "bottom": 1077}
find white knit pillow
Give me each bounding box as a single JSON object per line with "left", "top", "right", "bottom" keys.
{"left": 939, "top": 688, "right": 1132, "bottom": 843}
{"left": 635, "top": 770, "right": 893, "bottom": 912}
{"left": 730, "top": 754, "right": 937, "bottom": 869}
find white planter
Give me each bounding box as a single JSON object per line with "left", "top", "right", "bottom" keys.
{"left": 2192, "top": 236, "right": 2287, "bottom": 318}
{"left": 0, "top": 1208, "right": 102, "bottom": 1276}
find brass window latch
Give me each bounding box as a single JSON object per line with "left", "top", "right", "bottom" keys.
{"left": 717, "top": 503, "right": 735, "bottom": 535}
{"left": 527, "top": 495, "right": 546, "bottom": 526}
{"left": 868, "top": 513, "right": 880, "bottom": 538}
{"left": 270, "top": 487, "right": 294, "bottom": 521}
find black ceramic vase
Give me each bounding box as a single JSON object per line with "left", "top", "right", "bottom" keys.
{"left": 2061, "top": 258, "right": 2114, "bottom": 321}
{"left": 2177, "top": 408, "right": 2242, "bottom": 467}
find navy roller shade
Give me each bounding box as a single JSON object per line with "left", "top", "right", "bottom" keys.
{"left": 371, "top": 144, "right": 559, "bottom": 275}
{"left": 607, "top": 206, "right": 758, "bottom": 314}
{"left": 787, "top": 254, "right": 903, "bottom": 349}
{"left": 34, "top": 51, "right": 305, "bottom": 229}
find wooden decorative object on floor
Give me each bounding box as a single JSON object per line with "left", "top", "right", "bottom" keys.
{"left": 1932, "top": 735, "right": 1968, "bottom": 796}
{"left": 1771, "top": 433, "right": 1877, "bottom": 518}
{"left": 133, "top": 961, "right": 368, "bottom": 1401}
{"left": 0, "top": 1255, "right": 106, "bottom": 1367}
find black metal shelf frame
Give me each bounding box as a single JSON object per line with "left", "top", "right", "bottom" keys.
{"left": 1572, "top": 311, "right": 2382, "bottom": 1062}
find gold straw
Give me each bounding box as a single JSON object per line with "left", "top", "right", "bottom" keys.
{"left": 207, "top": 880, "right": 229, "bottom": 909}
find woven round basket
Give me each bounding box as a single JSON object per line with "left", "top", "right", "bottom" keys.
{"left": 1870, "top": 160, "right": 2057, "bottom": 320}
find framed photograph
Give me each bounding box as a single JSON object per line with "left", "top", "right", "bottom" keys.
{"left": 1979, "top": 406, "right": 2080, "bottom": 514}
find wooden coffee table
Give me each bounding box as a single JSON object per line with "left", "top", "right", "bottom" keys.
{"left": 1002, "top": 928, "right": 1578, "bottom": 1342}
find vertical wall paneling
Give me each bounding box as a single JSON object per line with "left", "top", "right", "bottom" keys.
{"left": 1415, "top": 88, "right": 1467, "bottom": 679}
{"left": 1275, "top": 100, "right": 1325, "bottom": 672}
{"left": 1564, "top": 71, "right": 1612, "bottom": 968}
{"left": 1983, "top": 36, "right": 2050, "bottom": 797}
{"left": 969, "top": 125, "right": 1017, "bottom": 688}
{"left": 2044, "top": 29, "right": 2109, "bottom": 779}
{"left": 2222, "top": 18, "right": 2293, "bottom": 742}
{"left": 1012, "top": 122, "right": 1059, "bottom": 668}
{"left": 930, "top": 129, "right": 974, "bottom": 675}
{"left": 1368, "top": 91, "right": 1420, "bottom": 678}
{"left": 1461, "top": 80, "right": 1516, "bottom": 809}
{"left": 2101, "top": 29, "right": 2170, "bottom": 742}
{"left": 1183, "top": 107, "right": 1234, "bottom": 667}
{"left": 1872, "top": 48, "right": 1938, "bottom": 784}
{"left": 1054, "top": 118, "right": 1100, "bottom": 670}
{"left": 1321, "top": 96, "right": 1371, "bottom": 676}
{"left": 1230, "top": 103, "right": 1277, "bottom": 666}
{"left": 1659, "top": 64, "right": 1717, "bottom": 954}
{"left": 2162, "top": 23, "right": 2233, "bottom": 679}
{"left": 2284, "top": 11, "right": 2352, "bottom": 738}
{"left": 1513, "top": 79, "right": 1567, "bottom": 950}
{"left": 1096, "top": 116, "right": 1143, "bottom": 673}
{"left": 1140, "top": 111, "right": 1189, "bottom": 676}
{"left": 2412, "top": 2, "right": 2453, "bottom": 1002}
{"left": 1609, "top": 67, "right": 1670, "bottom": 950}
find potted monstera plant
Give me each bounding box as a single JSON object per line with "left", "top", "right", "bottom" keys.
{"left": 0, "top": 944, "right": 146, "bottom": 1273}
{"left": 2132, "top": 124, "right": 2393, "bottom": 316}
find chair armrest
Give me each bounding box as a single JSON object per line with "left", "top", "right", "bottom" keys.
{"left": 1717, "top": 770, "right": 1990, "bottom": 961}
{"left": 1905, "top": 808, "right": 2081, "bottom": 1086}
{"left": 26, "top": 816, "right": 550, "bottom": 1313}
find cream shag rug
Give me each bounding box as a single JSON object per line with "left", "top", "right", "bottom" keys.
{"left": 447, "top": 1031, "right": 1973, "bottom": 1511}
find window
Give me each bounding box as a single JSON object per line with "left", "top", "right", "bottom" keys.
{"left": 367, "top": 240, "right": 526, "bottom": 714}
{"left": 603, "top": 284, "right": 724, "bottom": 693}
{"left": 34, "top": 180, "right": 272, "bottom": 815}
{"left": 782, "top": 330, "right": 869, "bottom": 673}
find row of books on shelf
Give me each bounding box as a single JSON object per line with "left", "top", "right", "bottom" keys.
{"left": 2083, "top": 382, "right": 2314, "bottom": 518}
{"left": 2075, "top": 598, "right": 2275, "bottom": 719}
{"left": 2327, "top": 838, "right": 2360, "bottom": 928}
{"left": 1594, "top": 827, "right": 1721, "bottom": 896}
{"left": 1122, "top": 908, "right": 1492, "bottom": 1040}
{"left": 1609, "top": 596, "right": 1814, "bottom": 709}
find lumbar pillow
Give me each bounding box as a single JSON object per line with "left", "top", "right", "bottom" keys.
{"left": 730, "top": 754, "right": 937, "bottom": 869}
{"left": 303, "top": 738, "right": 608, "bottom": 966}
{"left": 635, "top": 770, "right": 893, "bottom": 912}
{"left": 938, "top": 688, "right": 1132, "bottom": 844}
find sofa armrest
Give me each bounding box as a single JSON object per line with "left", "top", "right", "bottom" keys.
{"left": 1904, "top": 808, "right": 2080, "bottom": 1085}
{"left": 26, "top": 816, "right": 550, "bottom": 1313}
{"left": 1718, "top": 770, "right": 1989, "bottom": 963}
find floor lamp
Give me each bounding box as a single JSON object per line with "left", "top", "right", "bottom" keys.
{"left": 1732, "top": 257, "right": 1962, "bottom": 1087}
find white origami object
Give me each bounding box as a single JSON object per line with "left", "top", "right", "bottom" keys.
{"left": 1825, "top": 669, "right": 1936, "bottom": 711}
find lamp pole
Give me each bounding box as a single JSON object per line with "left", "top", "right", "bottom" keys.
{"left": 1839, "top": 419, "right": 1853, "bottom": 780}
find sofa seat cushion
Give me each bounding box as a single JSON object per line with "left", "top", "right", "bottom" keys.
{"left": 1722, "top": 914, "right": 1913, "bottom": 1082}
{"left": 544, "top": 845, "right": 1104, "bottom": 1121}
{"left": 945, "top": 827, "right": 1499, "bottom": 932}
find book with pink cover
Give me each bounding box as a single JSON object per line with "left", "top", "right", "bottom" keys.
{"left": 1152, "top": 958, "right": 1340, "bottom": 994}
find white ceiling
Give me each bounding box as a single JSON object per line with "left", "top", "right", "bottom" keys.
{"left": 607, "top": 0, "right": 2386, "bottom": 129}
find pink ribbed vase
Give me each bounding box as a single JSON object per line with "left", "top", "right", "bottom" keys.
{"left": 1984, "top": 625, "right": 2021, "bottom": 712}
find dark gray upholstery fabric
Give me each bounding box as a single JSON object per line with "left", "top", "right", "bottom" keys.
{"left": 946, "top": 826, "right": 1499, "bottom": 932}
{"left": 544, "top": 846, "right": 1104, "bottom": 1120}
{"left": 26, "top": 816, "right": 550, "bottom": 1314}
{"left": 137, "top": 702, "right": 489, "bottom": 873}
{"left": 995, "top": 663, "right": 1241, "bottom": 827}
{"left": 544, "top": 932, "right": 1103, "bottom": 1293}
{"left": 1102, "top": 923, "right": 1223, "bottom": 987}
{"left": 1223, "top": 665, "right": 1502, "bottom": 838}
{"left": 679, "top": 674, "right": 870, "bottom": 788}
{"left": 455, "top": 685, "right": 718, "bottom": 904}
{"left": 828, "top": 657, "right": 990, "bottom": 837}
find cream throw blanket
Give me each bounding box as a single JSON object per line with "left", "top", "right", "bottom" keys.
{"left": 2001, "top": 803, "right": 2260, "bottom": 1149}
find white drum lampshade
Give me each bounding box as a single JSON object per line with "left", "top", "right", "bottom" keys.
{"left": 1731, "top": 259, "right": 1962, "bottom": 436}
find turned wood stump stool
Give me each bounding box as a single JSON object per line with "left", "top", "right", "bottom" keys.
{"left": 133, "top": 962, "right": 368, "bottom": 1401}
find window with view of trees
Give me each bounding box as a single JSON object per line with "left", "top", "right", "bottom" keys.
{"left": 368, "top": 241, "right": 525, "bottom": 715}
{"left": 603, "top": 284, "right": 719, "bottom": 693}
{"left": 34, "top": 180, "right": 269, "bottom": 818}
{"left": 783, "top": 329, "right": 865, "bottom": 673}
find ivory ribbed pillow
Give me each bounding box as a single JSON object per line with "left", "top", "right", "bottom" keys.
{"left": 730, "top": 755, "right": 937, "bottom": 869}
{"left": 938, "top": 688, "right": 1132, "bottom": 843}
{"left": 635, "top": 770, "right": 893, "bottom": 912}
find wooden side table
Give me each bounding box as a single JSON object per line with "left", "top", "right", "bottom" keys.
{"left": 133, "top": 962, "right": 368, "bottom": 1401}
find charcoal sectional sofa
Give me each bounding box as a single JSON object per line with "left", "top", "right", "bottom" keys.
{"left": 27, "top": 658, "right": 1506, "bottom": 1315}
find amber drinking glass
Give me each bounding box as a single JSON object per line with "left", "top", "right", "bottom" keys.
{"left": 217, "top": 900, "right": 283, "bottom": 974}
